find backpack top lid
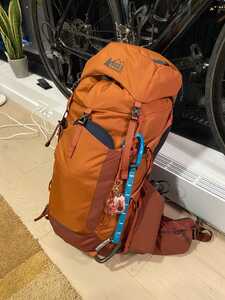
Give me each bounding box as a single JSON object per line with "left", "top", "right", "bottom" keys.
{"left": 81, "top": 42, "right": 182, "bottom": 104}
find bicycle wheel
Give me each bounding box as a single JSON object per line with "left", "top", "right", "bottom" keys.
{"left": 206, "top": 23, "right": 225, "bottom": 154}
{"left": 31, "top": 0, "right": 122, "bottom": 98}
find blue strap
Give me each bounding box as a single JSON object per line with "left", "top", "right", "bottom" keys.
{"left": 112, "top": 133, "right": 145, "bottom": 244}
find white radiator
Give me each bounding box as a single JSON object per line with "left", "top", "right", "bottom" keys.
{"left": 152, "top": 133, "right": 225, "bottom": 233}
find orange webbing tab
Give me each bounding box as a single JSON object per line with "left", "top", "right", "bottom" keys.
{"left": 120, "top": 102, "right": 142, "bottom": 180}
{"left": 85, "top": 108, "right": 92, "bottom": 114}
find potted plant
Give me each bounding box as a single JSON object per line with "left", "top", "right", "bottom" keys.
{"left": 0, "top": 0, "right": 28, "bottom": 78}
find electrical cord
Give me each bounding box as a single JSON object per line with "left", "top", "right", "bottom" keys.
{"left": 0, "top": 106, "right": 56, "bottom": 150}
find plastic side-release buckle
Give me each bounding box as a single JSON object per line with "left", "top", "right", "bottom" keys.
{"left": 131, "top": 102, "right": 141, "bottom": 120}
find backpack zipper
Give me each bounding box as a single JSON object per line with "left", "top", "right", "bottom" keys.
{"left": 69, "top": 111, "right": 92, "bottom": 158}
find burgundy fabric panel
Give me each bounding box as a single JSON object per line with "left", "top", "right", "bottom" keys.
{"left": 154, "top": 217, "right": 195, "bottom": 255}
{"left": 49, "top": 216, "right": 102, "bottom": 252}
{"left": 86, "top": 149, "right": 121, "bottom": 231}
{"left": 124, "top": 180, "right": 164, "bottom": 254}
{"left": 154, "top": 216, "right": 212, "bottom": 255}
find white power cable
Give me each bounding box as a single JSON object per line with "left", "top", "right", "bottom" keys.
{"left": 0, "top": 106, "right": 56, "bottom": 150}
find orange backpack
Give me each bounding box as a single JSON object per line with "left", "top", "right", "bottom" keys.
{"left": 36, "top": 42, "right": 212, "bottom": 262}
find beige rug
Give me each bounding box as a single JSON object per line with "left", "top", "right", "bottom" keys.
{"left": 0, "top": 196, "right": 81, "bottom": 300}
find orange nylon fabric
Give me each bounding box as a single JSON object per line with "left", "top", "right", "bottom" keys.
{"left": 47, "top": 42, "right": 182, "bottom": 251}
{"left": 81, "top": 42, "right": 182, "bottom": 103}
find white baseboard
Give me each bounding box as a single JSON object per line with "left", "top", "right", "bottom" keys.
{"left": 0, "top": 61, "right": 67, "bottom": 124}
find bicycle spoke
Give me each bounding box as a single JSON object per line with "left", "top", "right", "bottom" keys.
{"left": 90, "top": 30, "right": 116, "bottom": 33}
{"left": 56, "top": 0, "right": 63, "bottom": 12}
{"left": 33, "top": 0, "right": 120, "bottom": 98}
{"left": 93, "top": 13, "right": 111, "bottom": 27}
{"left": 87, "top": 0, "right": 95, "bottom": 16}
{"left": 222, "top": 100, "right": 225, "bottom": 113}
{"left": 73, "top": 31, "right": 115, "bottom": 44}
{"left": 54, "top": 57, "right": 65, "bottom": 82}
{"left": 53, "top": 0, "right": 62, "bottom": 16}
{"left": 41, "top": 22, "right": 55, "bottom": 44}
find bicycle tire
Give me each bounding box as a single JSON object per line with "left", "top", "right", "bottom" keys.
{"left": 206, "top": 23, "right": 225, "bottom": 154}
{"left": 31, "top": 0, "right": 122, "bottom": 99}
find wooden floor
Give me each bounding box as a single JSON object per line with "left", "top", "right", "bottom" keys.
{"left": 1, "top": 100, "right": 225, "bottom": 300}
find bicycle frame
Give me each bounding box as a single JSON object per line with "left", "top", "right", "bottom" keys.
{"left": 53, "top": 0, "right": 113, "bottom": 60}
{"left": 119, "top": 0, "right": 212, "bottom": 52}
{"left": 148, "top": 0, "right": 211, "bottom": 53}
{"left": 54, "top": 0, "right": 212, "bottom": 57}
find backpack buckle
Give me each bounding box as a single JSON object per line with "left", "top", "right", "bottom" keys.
{"left": 74, "top": 113, "right": 90, "bottom": 126}
{"left": 131, "top": 105, "right": 141, "bottom": 120}
{"left": 131, "top": 102, "right": 141, "bottom": 121}
{"left": 94, "top": 239, "right": 121, "bottom": 263}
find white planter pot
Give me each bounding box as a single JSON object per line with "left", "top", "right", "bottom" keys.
{"left": 8, "top": 56, "right": 29, "bottom": 78}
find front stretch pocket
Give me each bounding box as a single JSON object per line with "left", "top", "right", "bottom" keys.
{"left": 50, "top": 124, "right": 121, "bottom": 235}
{"left": 86, "top": 149, "right": 121, "bottom": 232}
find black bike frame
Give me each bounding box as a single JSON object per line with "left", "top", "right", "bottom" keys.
{"left": 119, "top": 0, "right": 212, "bottom": 53}
{"left": 54, "top": 0, "right": 113, "bottom": 59}
{"left": 149, "top": 0, "right": 211, "bottom": 53}
{"left": 55, "top": 0, "right": 212, "bottom": 57}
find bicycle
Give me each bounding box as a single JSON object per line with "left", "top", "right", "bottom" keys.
{"left": 31, "top": 0, "right": 225, "bottom": 154}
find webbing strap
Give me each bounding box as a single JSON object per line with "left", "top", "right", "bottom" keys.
{"left": 120, "top": 102, "right": 141, "bottom": 180}
{"left": 193, "top": 222, "right": 213, "bottom": 242}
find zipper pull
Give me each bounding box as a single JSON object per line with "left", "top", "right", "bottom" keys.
{"left": 45, "top": 117, "right": 68, "bottom": 147}
{"left": 45, "top": 122, "right": 60, "bottom": 147}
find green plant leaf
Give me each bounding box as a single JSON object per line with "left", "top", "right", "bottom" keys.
{"left": 8, "top": 0, "right": 23, "bottom": 59}
{"left": 0, "top": 5, "right": 14, "bottom": 42}
{"left": 1, "top": 31, "right": 16, "bottom": 59}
